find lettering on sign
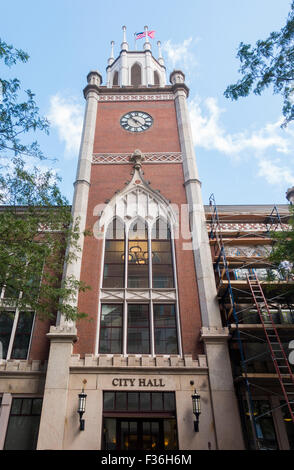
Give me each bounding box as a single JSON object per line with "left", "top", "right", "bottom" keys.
{"left": 112, "top": 377, "right": 165, "bottom": 387}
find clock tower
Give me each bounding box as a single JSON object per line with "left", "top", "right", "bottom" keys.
{"left": 37, "top": 26, "right": 244, "bottom": 450}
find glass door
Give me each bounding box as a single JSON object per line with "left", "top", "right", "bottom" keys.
{"left": 103, "top": 417, "right": 177, "bottom": 450}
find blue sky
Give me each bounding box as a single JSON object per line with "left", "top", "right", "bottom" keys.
{"left": 1, "top": 0, "right": 293, "bottom": 205}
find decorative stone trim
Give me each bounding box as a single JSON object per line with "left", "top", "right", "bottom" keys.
{"left": 70, "top": 354, "right": 207, "bottom": 370}
{"left": 207, "top": 222, "right": 289, "bottom": 232}
{"left": 47, "top": 325, "right": 77, "bottom": 343}
{"left": 200, "top": 326, "right": 230, "bottom": 342}
{"left": 0, "top": 359, "right": 47, "bottom": 373}
{"left": 97, "top": 94, "right": 175, "bottom": 102}
{"left": 92, "top": 152, "right": 183, "bottom": 165}
{"left": 100, "top": 288, "right": 177, "bottom": 302}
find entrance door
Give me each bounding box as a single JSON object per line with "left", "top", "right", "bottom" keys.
{"left": 103, "top": 417, "right": 177, "bottom": 450}
{"left": 118, "top": 419, "right": 161, "bottom": 450}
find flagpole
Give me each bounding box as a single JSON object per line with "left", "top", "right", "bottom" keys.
{"left": 134, "top": 33, "right": 137, "bottom": 50}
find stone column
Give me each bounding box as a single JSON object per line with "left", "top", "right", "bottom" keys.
{"left": 171, "top": 70, "right": 244, "bottom": 449}
{"left": 37, "top": 326, "right": 77, "bottom": 449}
{"left": 144, "top": 50, "right": 153, "bottom": 86}
{"left": 201, "top": 328, "right": 244, "bottom": 449}
{"left": 171, "top": 71, "right": 221, "bottom": 328}
{"left": 57, "top": 70, "right": 101, "bottom": 327}
{"left": 120, "top": 50, "right": 128, "bottom": 86}
{"left": 0, "top": 393, "right": 12, "bottom": 449}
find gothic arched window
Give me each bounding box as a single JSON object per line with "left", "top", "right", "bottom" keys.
{"left": 99, "top": 217, "right": 179, "bottom": 355}
{"left": 131, "top": 63, "right": 142, "bottom": 87}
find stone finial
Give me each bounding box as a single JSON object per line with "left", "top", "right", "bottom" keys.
{"left": 108, "top": 41, "right": 115, "bottom": 66}
{"left": 286, "top": 186, "right": 294, "bottom": 205}
{"left": 157, "top": 40, "right": 165, "bottom": 66}
{"left": 121, "top": 25, "right": 129, "bottom": 51}
{"left": 170, "top": 70, "right": 185, "bottom": 85}
{"left": 144, "top": 25, "right": 151, "bottom": 51}
{"left": 87, "top": 70, "right": 102, "bottom": 86}
{"left": 129, "top": 149, "right": 145, "bottom": 169}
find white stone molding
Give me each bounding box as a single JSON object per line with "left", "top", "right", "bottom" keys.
{"left": 70, "top": 353, "right": 207, "bottom": 370}
{"left": 151, "top": 289, "right": 177, "bottom": 301}
{"left": 0, "top": 359, "right": 46, "bottom": 372}
{"left": 92, "top": 152, "right": 183, "bottom": 164}
{"left": 97, "top": 93, "right": 174, "bottom": 102}
{"left": 100, "top": 289, "right": 125, "bottom": 301}
{"left": 96, "top": 163, "right": 178, "bottom": 231}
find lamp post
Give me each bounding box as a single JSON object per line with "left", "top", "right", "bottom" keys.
{"left": 78, "top": 389, "right": 87, "bottom": 431}
{"left": 191, "top": 389, "right": 201, "bottom": 432}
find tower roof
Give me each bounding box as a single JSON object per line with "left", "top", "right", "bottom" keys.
{"left": 106, "top": 26, "right": 166, "bottom": 88}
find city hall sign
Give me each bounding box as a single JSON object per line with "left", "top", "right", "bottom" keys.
{"left": 112, "top": 377, "right": 165, "bottom": 387}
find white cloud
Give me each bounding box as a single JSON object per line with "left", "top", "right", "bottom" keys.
{"left": 48, "top": 94, "right": 83, "bottom": 159}
{"left": 258, "top": 160, "right": 294, "bottom": 186}
{"left": 162, "top": 37, "right": 198, "bottom": 71}
{"left": 189, "top": 96, "right": 294, "bottom": 187}
{"left": 189, "top": 97, "right": 291, "bottom": 156}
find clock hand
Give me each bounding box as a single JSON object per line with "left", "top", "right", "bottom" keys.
{"left": 132, "top": 116, "right": 143, "bottom": 124}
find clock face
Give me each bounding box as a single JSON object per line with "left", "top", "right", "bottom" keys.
{"left": 120, "top": 111, "right": 153, "bottom": 132}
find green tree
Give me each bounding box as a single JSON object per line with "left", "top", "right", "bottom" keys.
{"left": 224, "top": 1, "right": 294, "bottom": 127}
{"left": 0, "top": 38, "right": 89, "bottom": 321}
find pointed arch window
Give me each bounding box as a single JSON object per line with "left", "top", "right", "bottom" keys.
{"left": 103, "top": 218, "right": 125, "bottom": 288}
{"left": 131, "top": 63, "right": 142, "bottom": 87}
{"left": 100, "top": 217, "right": 179, "bottom": 355}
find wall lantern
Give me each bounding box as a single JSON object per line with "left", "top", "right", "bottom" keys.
{"left": 78, "top": 388, "right": 87, "bottom": 431}
{"left": 191, "top": 389, "right": 201, "bottom": 432}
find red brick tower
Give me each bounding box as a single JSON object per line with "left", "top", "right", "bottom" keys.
{"left": 37, "top": 26, "right": 244, "bottom": 450}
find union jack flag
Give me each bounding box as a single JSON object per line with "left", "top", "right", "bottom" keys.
{"left": 135, "top": 30, "right": 155, "bottom": 40}
{"left": 135, "top": 31, "right": 145, "bottom": 40}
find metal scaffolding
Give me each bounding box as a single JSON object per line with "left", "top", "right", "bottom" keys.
{"left": 208, "top": 194, "right": 294, "bottom": 449}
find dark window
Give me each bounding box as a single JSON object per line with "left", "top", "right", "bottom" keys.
{"left": 0, "top": 312, "right": 14, "bottom": 359}
{"left": 103, "top": 219, "right": 125, "bottom": 288}
{"left": 127, "top": 304, "right": 150, "bottom": 354}
{"left": 113, "top": 71, "right": 119, "bottom": 86}
{"left": 0, "top": 311, "right": 34, "bottom": 360}
{"left": 131, "top": 63, "right": 141, "bottom": 87}
{"left": 4, "top": 398, "right": 42, "bottom": 450}
{"left": 103, "top": 391, "right": 176, "bottom": 413}
{"left": 11, "top": 312, "right": 34, "bottom": 359}
{"left": 99, "top": 304, "right": 123, "bottom": 353}
{"left": 154, "top": 304, "right": 178, "bottom": 354}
